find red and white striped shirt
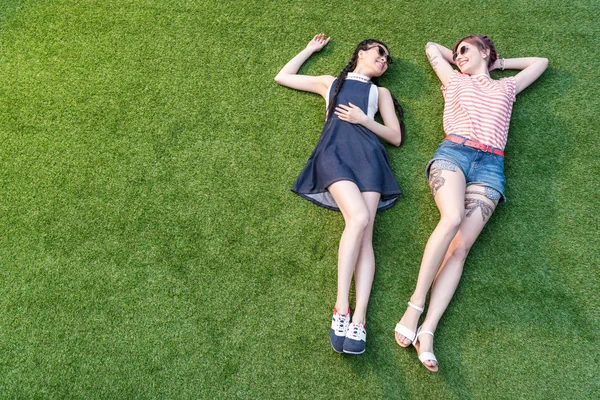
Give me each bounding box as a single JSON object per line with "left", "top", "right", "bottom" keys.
{"left": 442, "top": 70, "right": 517, "bottom": 150}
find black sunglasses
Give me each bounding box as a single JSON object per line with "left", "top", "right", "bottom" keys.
{"left": 369, "top": 45, "right": 393, "bottom": 65}
{"left": 452, "top": 45, "right": 469, "bottom": 61}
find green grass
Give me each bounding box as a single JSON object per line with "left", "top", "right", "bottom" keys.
{"left": 0, "top": 0, "right": 598, "bottom": 398}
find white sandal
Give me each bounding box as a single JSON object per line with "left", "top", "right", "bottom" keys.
{"left": 394, "top": 302, "right": 424, "bottom": 348}
{"left": 413, "top": 327, "right": 438, "bottom": 372}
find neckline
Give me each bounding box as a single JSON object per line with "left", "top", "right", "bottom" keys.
{"left": 347, "top": 72, "right": 371, "bottom": 83}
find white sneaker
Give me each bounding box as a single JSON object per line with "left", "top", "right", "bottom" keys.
{"left": 343, "top": 322, "right": 366, "bottom": 354}
{"left": 329, "top": 308, "right": 350, "bottom": 353}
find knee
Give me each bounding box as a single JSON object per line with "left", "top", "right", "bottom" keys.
{"left": 438, "top": 212, "right": 463, "bottom": 234}
{"left": 450, "top": 241, "right": 471, "bottom": 262}
{"left": 346, "top": 210, "right": 371, "bottom": 232}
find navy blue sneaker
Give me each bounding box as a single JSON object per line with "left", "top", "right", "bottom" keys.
{"left": 343, "top": 322, "right": 366, "bottom": 354}
{"left": 329, "top": 308, "right": 350, "bottom": 353}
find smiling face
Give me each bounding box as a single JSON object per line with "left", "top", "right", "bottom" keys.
{"left": 453, "top": 40, "right": 489, "bottom": 75}
{"left": 355, "top": 43, "right": 392, "bottom": 77}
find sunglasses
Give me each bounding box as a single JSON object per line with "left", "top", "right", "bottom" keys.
{"left": 452, "top": 45, "right": 469, "bottom": 61}
{"left": 368, "top": 45, "right": 393, "bottom": 65}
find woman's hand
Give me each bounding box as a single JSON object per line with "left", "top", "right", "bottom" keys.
{"left": 306, "top": 33, "right": 331, "bottom": 53}
{"left": 274, "top": 34, "right": 335, "bottom": 97}
{"left": 334, "top": 102, "right": 368, "bottom": 124}
{"left": 489, "top": 56, "right": 502, "bottom": 71}
{"left": 425, "top": 42, "right": 454, "bottom": 87}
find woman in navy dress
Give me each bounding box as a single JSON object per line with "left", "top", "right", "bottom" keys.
{"left": 275, "top": 34, "right": 406, "bottom": 354}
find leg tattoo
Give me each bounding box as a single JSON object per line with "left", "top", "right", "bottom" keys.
{"left": 429, "top": 160, "right": 458, "bottom": 197}
{"left": 465, "top": 190, "right": 486, "bottom": 197}
{"left": 428, "top": 167, "right": 445, "bottom": 197}
{"left": 464, "top": 198, "right": 494, "bottom": 222}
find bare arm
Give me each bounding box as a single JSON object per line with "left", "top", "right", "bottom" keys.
{"left": 425, "top": 42, "right": 455, "bottom": 86}
{"left": 274, "top": 34, "right": 335, "bottom": 99}
{"left": 334, "top": 87, "right": 402, "bottom": 146}
{"left": 491, "top": 57, "right": 548, "bottom": 94}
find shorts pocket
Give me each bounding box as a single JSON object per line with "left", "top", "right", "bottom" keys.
{"left": 491, "top": 154, "right": 505, "bottom": 168}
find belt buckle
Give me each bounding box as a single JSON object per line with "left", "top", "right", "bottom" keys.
{"left": 471, "top": 140, "right": 485, "bottom": 151}
{"left": 477, "top": 142, "right": 490, "bottom": 153}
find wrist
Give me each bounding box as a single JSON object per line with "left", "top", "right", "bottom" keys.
{"left": 359, "top": 115, "right": 370, "bottom": 125}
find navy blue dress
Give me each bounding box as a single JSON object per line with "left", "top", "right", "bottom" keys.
{"left": 291, "top": 77, "right": 401, "bottom": 211}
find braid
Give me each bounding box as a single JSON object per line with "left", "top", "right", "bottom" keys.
{"left": 326, "top": 59, "right": 356, "bottom": 118}
{"left": 479, "top": 35, "right": 498, "bottom": 67}
{"left": 391, "top": 93, "right": 406, "bottom": 146}
{"left": 330, "top": 39, "right": 407, "bottom": 145}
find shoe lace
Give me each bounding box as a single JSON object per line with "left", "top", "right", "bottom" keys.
{"left": 347, "top": 323, "right": 364, "bottom": 339}
{"left": 335, "top": 313, "right": 349, "bottom": 333}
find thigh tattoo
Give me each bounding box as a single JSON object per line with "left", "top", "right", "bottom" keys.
{"left": 429, "top": 160, "right": 457, "bottom": 197}
{"left": 464, "top": 186, "right": 500, "bottom": 222}
{"left": 464, "top": 198, "right": 494, "bottom": 222}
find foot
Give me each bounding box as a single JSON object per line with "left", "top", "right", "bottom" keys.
{"left": 330, "top": 307, "right": 351, "bottom": 353}
{"left": 343, "top": 322, "right": 366, "bottom": 354}
{"left": 413, "top": 327, "right": 438, "bottom": 372}
{"left": 394, "top": 302, "right": 424, "bottom": 347}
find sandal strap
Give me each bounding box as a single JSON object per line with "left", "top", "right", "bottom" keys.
{"left": 418, "top": 351, "right": 438, "bottom": 364}
{"left": 394, "top": 323, "right": 416, "bottom": 342}
{"left": 407, "top": 301, "right": 424, "bottom": 313}
{"left": 415, "top": 329, "right": 434, "bottom": 340}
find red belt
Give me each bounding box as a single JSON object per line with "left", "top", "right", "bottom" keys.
{"left": 444, "top": 135, "right": 504, "bottom": 157}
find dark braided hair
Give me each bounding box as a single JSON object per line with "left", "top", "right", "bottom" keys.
{"left": 453, "top": 35, "right": 498, "bottom": 69}
{"left": 326, "top": 39, "right": 406, "bottom": 146}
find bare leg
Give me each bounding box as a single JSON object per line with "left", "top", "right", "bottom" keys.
{"left": 395, "top": 166, "right": 466, "bottom": 346}
{"left": 351, "top": 192, "right": 381, "bottom": 325}
{"left": 417, "top": 185, "right": 498, "bottom": 369}
{"left": 328, "top": 181, "right": 372, "bottom": 315}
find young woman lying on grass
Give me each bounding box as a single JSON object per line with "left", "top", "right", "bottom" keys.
{"left": 275, "top": 34, "right": 405, "bottom": 355}
{"left": 394, "top": 35, "right": 547, "bottom": 371}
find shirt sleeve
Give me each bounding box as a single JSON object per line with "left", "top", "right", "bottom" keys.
{"left": 500, "top": 77, "right": 517, "bottom": 103}
{"left": 441, "top": 70, "right": 461, "bottom": 94}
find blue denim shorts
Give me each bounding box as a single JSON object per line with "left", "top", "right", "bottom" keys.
{"left": 426, "top": 137, "right": 507, "bottom": 202}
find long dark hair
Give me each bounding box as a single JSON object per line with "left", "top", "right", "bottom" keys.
{"left": 453, "top": 35, "right": 498, "bottom": 69}
{"left": 326, "top": 39, "right": 406, "bottom": 146}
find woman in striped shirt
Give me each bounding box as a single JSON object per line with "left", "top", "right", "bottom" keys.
{"left": 394, "top": 35, "right": 547, "bottom": 372}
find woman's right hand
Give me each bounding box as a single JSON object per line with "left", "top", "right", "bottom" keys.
{"left": 274, "top": 34, "right": 335, "bottom": 98}
{"left": 306, "top": 34, "right": 331, "bottom": 53}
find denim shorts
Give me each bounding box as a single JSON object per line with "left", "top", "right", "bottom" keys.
{"left": 426, "top": 137, "right": 507, "bottom": 202}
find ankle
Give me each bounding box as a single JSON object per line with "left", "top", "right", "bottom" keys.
{"left": 334, "top": 305, "right": 350, "bottom": 315}
{"left": 420, "top": 321, "right": 437, "bottom": 334}
{"left": 409, "top": 296, "right": 426, "bottom": 309}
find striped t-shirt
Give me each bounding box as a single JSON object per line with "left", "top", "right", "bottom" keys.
{"left": 442, "top": 70, "right": 517, "bottom": 150}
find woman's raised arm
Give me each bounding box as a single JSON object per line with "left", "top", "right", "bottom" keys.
{"left": 424, "top": 42, "right": 455, "bottom": 86}
{"left": 491, "top": 57, "right": 548, "bottom": 94}
{"left": 274, "top": 34, "right": 336, "bottom": 99}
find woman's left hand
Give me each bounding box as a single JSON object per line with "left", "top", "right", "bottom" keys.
{"left": 334, "top": 102, "right": 368, "bottom": 124}
{"left": 489, "top": 55, "right": 501, "bottom": 71}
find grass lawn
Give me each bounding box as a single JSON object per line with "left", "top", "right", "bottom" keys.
{"left": 0, "top": 0, "right": 598, "bottom": 398}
